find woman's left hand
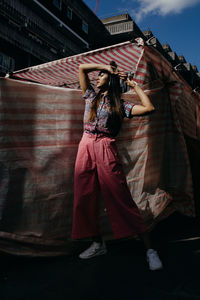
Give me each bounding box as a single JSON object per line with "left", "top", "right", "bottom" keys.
{"left": 126, "top": 78, "right": 137, "bottom": 88}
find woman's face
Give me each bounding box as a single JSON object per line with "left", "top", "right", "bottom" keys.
{"left": 96, "top": 72, "right": 109, "bottom": 89}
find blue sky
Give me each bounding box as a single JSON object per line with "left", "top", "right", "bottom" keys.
{"left": 84, "top": 0, "right": 200, "bottom": 71}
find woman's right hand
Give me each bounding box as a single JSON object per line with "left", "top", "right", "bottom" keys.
{"left": 79, "top": 63, "right": 118, "bottom": 94}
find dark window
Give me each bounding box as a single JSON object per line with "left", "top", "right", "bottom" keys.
{"left": 82, "top": 20, "right": 88, "bottom": 34}
{"left": 53, "top": 0, "right": 62, "bottom": 9}
{"left": 67, "top": 7, "right": 72, "bottom": 20}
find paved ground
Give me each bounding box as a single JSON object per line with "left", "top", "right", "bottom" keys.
{"left": 1, "top": 213, "right": 200, "bottom": 300}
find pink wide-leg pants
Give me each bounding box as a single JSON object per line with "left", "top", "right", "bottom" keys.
{"left": 72, "top": 132, "right": 147, "bottom": 239}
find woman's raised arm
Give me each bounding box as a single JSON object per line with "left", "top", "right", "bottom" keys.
{"left": 79, "top": 63, "right": 116, "bottom": 94}
{"left": 126, "top": 79, "right": 155, "bottom": 115}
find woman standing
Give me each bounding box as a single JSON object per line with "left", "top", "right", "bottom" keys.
{"left": 72, "top": 62, "right": 163, "bottom": 271}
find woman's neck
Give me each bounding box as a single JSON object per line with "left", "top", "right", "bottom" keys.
{"left": 99, "top": 87, "right": 108, "bottom": 95}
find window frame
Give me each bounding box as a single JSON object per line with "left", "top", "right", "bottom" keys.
{"left": 66, "top": 7, "right": 72, "bottom": 20}
{"left": 82, "top": 20, "right": 88, "bottom": 34}
{"left": 53, "top": 0, "right": 62, "bottom": 10}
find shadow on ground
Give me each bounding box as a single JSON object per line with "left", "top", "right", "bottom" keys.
{"left": 1, "top": 213, "right": 200, "bottom": 300}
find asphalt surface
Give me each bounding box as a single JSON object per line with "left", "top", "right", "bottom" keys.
{"left": 1, "top": 213, "right": 200, "bottom": 300}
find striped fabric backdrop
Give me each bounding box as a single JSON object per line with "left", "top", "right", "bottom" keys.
{"left": 0, "top": 38, "right": 199, "bottom": 256}
{"left": 12, "top": 39, "right": 144, "bottom": 88}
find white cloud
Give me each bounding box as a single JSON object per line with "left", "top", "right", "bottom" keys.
{"left": 133, "top": 0, "right": 200, "bottom": 21}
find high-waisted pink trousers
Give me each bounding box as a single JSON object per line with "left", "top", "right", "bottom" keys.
{"left": 72, "top": 132, "right": 147, "bottom": 239}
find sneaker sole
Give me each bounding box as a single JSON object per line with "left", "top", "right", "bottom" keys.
{"left": 79, "top": 249, "right": 107, "bottom": 259}
{"left": 149, "top": 265, "right": 163, "bottom": 271}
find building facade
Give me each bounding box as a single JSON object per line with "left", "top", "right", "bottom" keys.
{"left": 0, "top": 2, "right": 199, "bottom": 90}
{"left": 0, "top": 0, "right": 111, "bottom": 74}
{"left": 101, "top": 13, "right": 200, "bottom": 90}
{"left": 101, "top": 13, "right": 145, "bottom": 44}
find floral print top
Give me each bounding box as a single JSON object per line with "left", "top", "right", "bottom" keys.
{"left": 83, "top": 86, "right": 134, "bottom": 137}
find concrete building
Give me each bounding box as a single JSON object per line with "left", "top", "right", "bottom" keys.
{"left": 101, "top": 13, "right": 200, "bottom": 89}
{"left": 0, "top": 0, "right": 111, "bottom": 74}
{"left": 1, "top": 3, "right": 199, "bottom": 91}
{"left": 101, "top": 13, "right": 145, "bottom": 44}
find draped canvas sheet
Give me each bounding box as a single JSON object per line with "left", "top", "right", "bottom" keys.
{"left": 0, "top": 38, "right": 198, "bottom": 255}
{"left": 11, "top": 37, "right": 200, "bottom": 141}
{"left": 0, "top": 79, "right": 83, "bottom": 256}
{"left": 0, "top": 77, "right": 195, "bottom": 256}
{"left": 12, "top": 40, "right": 144, "bottom": 88}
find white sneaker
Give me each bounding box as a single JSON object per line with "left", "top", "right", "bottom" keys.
{"left": 79, "top": 242, "right": 107, "bottom": 259}
{"left": 146, "top": 249, "right": 163, "bottom": 271}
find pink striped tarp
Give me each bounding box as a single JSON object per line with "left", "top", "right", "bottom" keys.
{"left": 12, "top": 39, "right": 144, "bottom": 88}
{"left": 0, "top": 39, "right": 199, "bottom": 256}
{"left": 12, "top": 38, "right": 200, "bottom": 140}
